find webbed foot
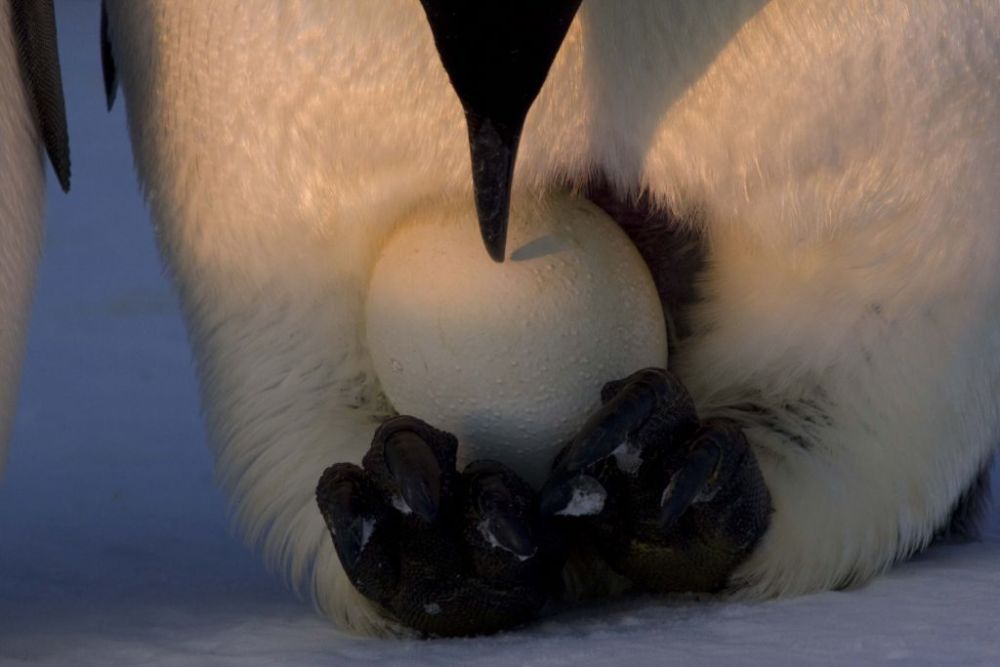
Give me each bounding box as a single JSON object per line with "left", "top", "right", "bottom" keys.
{"left": 540, "top": 368, "right": 772, "bottom": 592}
{"left": 316, "top": 416, "right": 554, "bottom": 636}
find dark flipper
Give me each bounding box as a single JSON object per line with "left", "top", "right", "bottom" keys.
{"left": 541, "top": 368, "right": 772, "bottom": 593}
{"left": 100, "top": 0, "right": 116, "bottom": 110}
{"left": 10, "top": 0, "right": 70, "bottom": 191}
{"left": 317, "top": 416, "right": 556, "bottom": 636}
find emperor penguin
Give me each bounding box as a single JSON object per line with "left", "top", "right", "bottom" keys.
{"left": 0, "top": 0, "right": 69, "bottom": 470}
{"left": 102, "top": 1, "right": 1000, "bottom": 636}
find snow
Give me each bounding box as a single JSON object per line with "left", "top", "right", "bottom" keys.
{"left": 1, "top": 2, "right": 999, "bottom": 665}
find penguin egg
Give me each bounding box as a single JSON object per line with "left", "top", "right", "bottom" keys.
{"left": 365, "top": 194, "right": 667, "bottom": 487}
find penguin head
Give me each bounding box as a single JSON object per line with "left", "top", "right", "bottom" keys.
{"left": 419, "top": 0, "right": 583, "bottom": 262}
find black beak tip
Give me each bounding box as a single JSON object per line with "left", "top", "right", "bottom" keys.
{"left": 419, "top": 0, "right": 583, "bottom": 264}
{"left": 484, "top": 231, "right": 507, "bottom": 263}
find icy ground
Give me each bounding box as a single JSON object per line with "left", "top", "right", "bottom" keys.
{"left": 2, "top": 2, "right": 999, "bottom": 665}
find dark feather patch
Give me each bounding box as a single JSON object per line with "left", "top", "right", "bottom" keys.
{"left": 584, "top": 178, "right": 707, "bottom": 351}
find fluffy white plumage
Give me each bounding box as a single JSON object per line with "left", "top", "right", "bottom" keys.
{"left": 101, "top": 0, "right": 1000, "bottom": 635}
{"left": 0, "top": 3, "right": 47, "bottom": 472}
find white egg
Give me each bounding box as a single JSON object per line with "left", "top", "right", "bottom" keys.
{"left": 365, "top": 194, "right": 667, "bottom": 487}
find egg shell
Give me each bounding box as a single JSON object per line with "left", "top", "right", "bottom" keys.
{"left": 365, "top": 194, "right": 668, "bottom": 487}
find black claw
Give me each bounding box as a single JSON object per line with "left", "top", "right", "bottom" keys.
{"left": 541, "top": 369, "right": 697, "bottom": 517}
{"left": 538, "top": 479, "right": 570, "bottom": 517}
{"left": 658, "top": 442, "right": 720, "bottom": 530}
{"left": 382, "top": 428, "right": 442, "bottom": 523}
{"left": 336, "top": 516, "right": 372, "bottom": 569}
{"left": 485, "top": 514, "right": 537, "bottom": 559}
{"left": 538, "top": 483, "right": 568, "bottom": 518}
{"left": 551, "top": 369, "right": 696, "bottom": 480}
{"left": 552, "top": 375, "right": 660, "bottom": 478}
{"left": 468, "top": 464, "right": 537, "bottom": 558}
{"left": 316, "top": 465, "right": 376, "bottom": 569}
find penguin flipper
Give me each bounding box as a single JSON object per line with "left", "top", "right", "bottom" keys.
{"left": 100, "top": 0, "right": 116, "bottom": 111}
{"left": 10, "top": 0, "right": 70, "bottom": 192}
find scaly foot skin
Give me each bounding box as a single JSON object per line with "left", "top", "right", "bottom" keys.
{"left": 540, "top": 368, "right": 772, "bottom": 593}
{"left": 316, "top": 416, "right": 554, "bottom": 636}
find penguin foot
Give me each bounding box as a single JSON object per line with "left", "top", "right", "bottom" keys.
{"left": 316, "top": 416, "right": 554, "bottom": 636}
{"left": 539, "top": 368, "right": 772, "bottom": 593}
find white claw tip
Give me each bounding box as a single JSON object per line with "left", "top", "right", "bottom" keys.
{"left": 555, "top": 475, "right": 607, "bottom": 516}
{"left": 390, "top": 494, "right": 413, "bottom": 515}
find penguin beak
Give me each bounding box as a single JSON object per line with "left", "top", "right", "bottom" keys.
{"left": 419, "top": 1, "right": 582, "bottom": 262}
